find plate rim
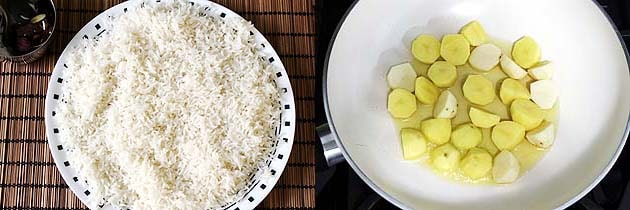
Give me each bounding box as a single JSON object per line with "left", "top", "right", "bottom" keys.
{"left": 44, "top": 0, "right": 296, "bottom": 209}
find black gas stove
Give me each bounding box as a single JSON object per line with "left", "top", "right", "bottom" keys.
{"left": 314, "top": 1, "right": 630, "bottom": 210}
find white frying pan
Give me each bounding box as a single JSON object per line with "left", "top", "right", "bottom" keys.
{"left": 319, "top": 0, "right": 630, "bottom": 209}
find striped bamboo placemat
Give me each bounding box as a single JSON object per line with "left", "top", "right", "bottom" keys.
{"left": 0, "top": 0, "right": 316, "bottom": 209}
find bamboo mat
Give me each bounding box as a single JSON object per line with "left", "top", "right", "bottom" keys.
{"left": 0, "top": 0, "right": 316, "bottom": 209}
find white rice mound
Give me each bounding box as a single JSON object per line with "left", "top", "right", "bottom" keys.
{"left": 58, "top": 1, "right": 280, "bottom": 209}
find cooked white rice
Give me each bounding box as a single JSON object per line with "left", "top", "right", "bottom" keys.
{"left": 58, "top": 1, "right": 279, "bottom": 209}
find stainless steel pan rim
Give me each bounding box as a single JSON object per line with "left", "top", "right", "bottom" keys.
{"left": 321, "top": 1, "right": 630, "bottom": 209}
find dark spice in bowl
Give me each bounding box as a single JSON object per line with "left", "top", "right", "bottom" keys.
{"left": 0, "top": 0, "right": 55, "bottom": 64}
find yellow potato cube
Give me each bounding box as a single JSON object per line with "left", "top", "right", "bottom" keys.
{"left": 512, "top": 36, "right": 541, "bottom": 68}
{"left": 499, "top": 78, "right": 530, "bottom": 104}
{"left": 440, "top": 34, "right": 470, "bottom": 65}
{"left": 491, "top": 121, "right": 525, "bottom": 150}
{"left": 388, "top": 89, "right": 417, "bottom": 118}
{"left": 460, "top": 148, "right": 493, "bottom": 179}
{"left": 420, "top": 118, "right": 452, "bottom": 144}
{"left": 460, "top": 20, "right": 488, "bottom": 46}
{"left": 428, "top": 61, "right": 458, "bottom": 87}
{"left": 412, "top": 34, "right": 441, "bottom": 64}
{"left": 400, "top": 129, "right": 427, "bottom": 160}
{"left": 431, "top": 143, "right": 461, "bottom": 171}
{"left": 415, "top": 76, "right": 440, "bottom": 104}
{"left": 469, "top": 107, "right": 500, "bottom": 128}
{"left": 451, "top": 123, "right": 482, "bottom": 150}
{"left": 462, "top": 75, "right": 495, "bottom": 105}
{"left": 510, "top": 99, "right": 544, "bottom": 130}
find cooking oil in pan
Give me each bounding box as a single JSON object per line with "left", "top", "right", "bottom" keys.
{"left": 392, "top": 38, "right": 559, "bottom": 184}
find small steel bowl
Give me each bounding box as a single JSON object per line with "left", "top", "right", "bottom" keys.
{"left": 0, "top": 0, "right": 56, "bottom": 64}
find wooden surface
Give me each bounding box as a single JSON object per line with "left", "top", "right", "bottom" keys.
{"left": 0, "top": 0, "right": 316, "bottom": 209}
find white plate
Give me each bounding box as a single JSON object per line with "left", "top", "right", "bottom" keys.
{"left": 44, "top": 0, "right": 295, "bottom": 209}
{"left": 325, "top": 0, "right": 630, "bottom": 209}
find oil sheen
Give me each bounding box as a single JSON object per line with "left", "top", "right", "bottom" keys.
{"left": 393, "top": 38, "right": 558, "bottom": 184}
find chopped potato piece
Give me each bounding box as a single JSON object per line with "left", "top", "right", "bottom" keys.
{"left": 460, "top": 20, "right": 488, "bottom": 46}
{"left": 492, "top": 150, "right": 520, "bottom": 183}
{"left": 412, "top": 34, "right": 441, "bottom": 64}
{"left": 512, "top": 141, "right": 546, "bottom": 170}
{"left": 460, "top": 148, "right": 493, "bottom": 179}
{"left": 510, "top": 99, "right": 544, "bottom": 130}
{"left": 451, "top": 123, "right": 482, "bottom": 150}
{"left": 512, "top": 36, "right": 541, "bottom": 68}
{"left": 526, "top": 121, "right": 555, "bottom": 148}
{"left": 491, "top": 121, "right": 525, "bottom": 150}
{"left": 431, "top": 143, "right": 461, "bottom": 171}
{"left": 469, "top": 44, "right": 501, "bottom": 71}
{"left": 499, "top": 78, "right": 530, "bottom": 104}
{"left": 500, "top": 55, "right": 527, "bottom": 79}
{"left": 440, "top": 34, "right": 470, "bottom": 65}
{"left": 401, "top": 129, "right": 427, "bottom": 160}
{"left": 421, "top": 118, "right": 452, "bottom": 144}
{"left": 415, "top": 76, "right": 440, "bottom": 104}
{"left": 428, "top": 61, "right": 457, "bottom": 87}
{"left": 387, "top": 89, "right": 417, "bottom": 118}
{"left": 528, "top": 61, "right": 554, "bottom": 80}
{"left": 387, "top": 63, "right": 417, "bottom": 91}
{"left": 433, "top": 90, "right": 458, "bottom": 119}
{"left": 469, "top": 107, "right": 500, "bottom": 128}
{"left": 462, "top": 75, "right": 495, "bottom": 105}
{"left": 530, "top": 80, "right": 558, "bottom": 109}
